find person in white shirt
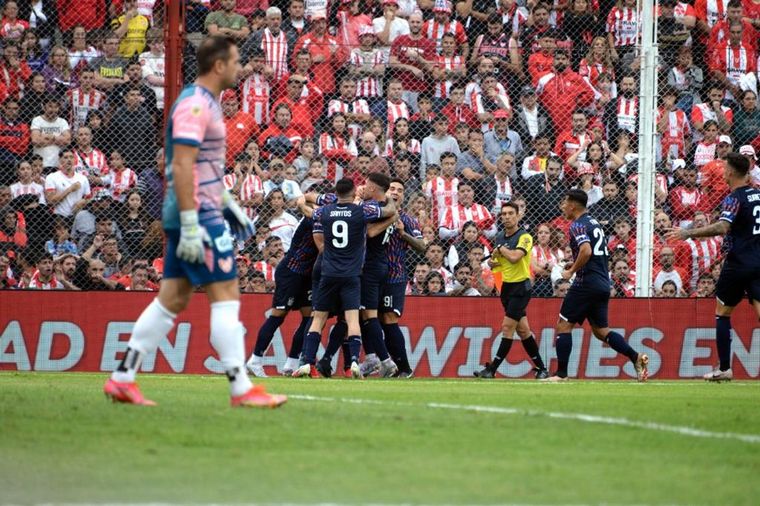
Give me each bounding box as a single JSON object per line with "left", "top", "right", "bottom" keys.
{"left": 139, "top": 29, "right": 165, "bottom": 110}
{"left": 255, "top": 188, "right": 298, "bottom": 251}
{"left": 44, "top": 147, "right": 91, "bottom": 218}
{"left": 10, "top": 160, "right": 45, "bottom": 204}
{"left": 373, "top": 0, "right": 409, "bottom": 51}
{"left": 262, "top": 157, "right": 303, "bottom": 205}
{"left": 30, "top": 97, "right": 71, "bottom": 169}
{"left": 448, "top": 263, "right": 481, "bottom": 296}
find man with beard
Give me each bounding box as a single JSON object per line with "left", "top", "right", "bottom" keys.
{"left": 389, "top": 10, "right": 435, "bottom": 113}
{"left": 605, "top": 74, "right": 639, "bottom": 143}
{"left": 536, "top": 51, "right": 595, "bottom": 136}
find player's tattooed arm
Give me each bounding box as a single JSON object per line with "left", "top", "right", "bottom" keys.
{"left": 396, "top": 220, "right": 427, "bottom": 253}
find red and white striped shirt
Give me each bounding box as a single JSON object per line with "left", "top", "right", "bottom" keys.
{"left": 423, "top": 19, "right": 468, "bottom": 53}
{"left": 68, "top": 88, "right": 106, "bottom": 131}
{"left": 606, "top": 7, "right": 640, "bottom": 47}
{"left": 440, "top": 203, "right": 493, "bottom": 233}
{"left": 240, "top": 73, "right": 271, "bottom": 126}
{"left": 710, "top": 43, "right": 757, "bottom": 93}
{"left": 686, "top": 236, "right": 722, "bottom": 289}
{"left": 327, "top": 98, "right": 370, "bottom": 139}
{"left": 73, "top": 148, "right": 109, "bottom": 177}
{"left": 492, "top": 176, "right": 513, "bottom": 215}
{"left": 349, "top": 48, "right": 386, "bottom": 98}
{"left": 464, "top": 80, "right": 507, "bottom": 108}
{"left": 261, "top": 28, "right": 289, "bottom": 81}
{"left": 433, "top": 55, "right": 464, "bottom": 99}
{"left": 106, "top": 168, "right": 138, "bottom": 202}
{"left": 319, "top": 133, "right": 358, "bottom": 181}
{"left": 386, "top": 100, "right": 410, "bottom": 138}
{"left": 25, "top": 271, "right": 64, "bottom": 290}
{"left": 691, "top": 102, "right": 733, "bottom": 129}
{"left": 252, "top": 260, "right": 276, "bottom": 281}
{"left": 425, "top": 176, "right": 459, "bottom": 226}
{"left": 222, "top": 173, "right": 264, "bottom": 219}
{"left": 616, "top": 96, "right": 638, "bottom": 133}
{"left": 657, "top": 108, "right": 691, "bottom": 159}
{"left": 10, "top": 182, "right": 45, "bottom": 203}
{"left": 696, "top": 0, "right": 729, "bottom": 29}
{"left": 578, "top": 58, "right": 615, "bottom": 89}
{"left": 383, "top": 138, "right": 421, "bottom": 159}
{"left": 694, "top": 141, "right": 718, "bottom": 168}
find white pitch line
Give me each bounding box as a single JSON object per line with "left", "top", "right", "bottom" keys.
{"left": 290, "top": 395, "right": 760, "bottom": 444}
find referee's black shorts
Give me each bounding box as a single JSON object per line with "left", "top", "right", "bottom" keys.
{"left": 499, "top": 279, "right": 532, "bottom": 321}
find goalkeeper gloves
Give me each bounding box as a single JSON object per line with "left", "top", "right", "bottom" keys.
{"left": 222, "top": 191, "right": 255, "bottom": 241}
{"left": 177, "top": 210, "right": 208, "bottom": 263}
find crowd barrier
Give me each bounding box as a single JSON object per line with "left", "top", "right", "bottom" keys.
{"left": 1, "top": 292, "right": 758, "bottom": 379}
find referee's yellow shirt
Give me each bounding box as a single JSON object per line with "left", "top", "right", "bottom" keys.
{"left": 491, "top": 230, "right": 533, "bottom": 283}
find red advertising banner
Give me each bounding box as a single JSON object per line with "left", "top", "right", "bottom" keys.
{"left": 1, "top": 292, "right": 758, "bottom": 379}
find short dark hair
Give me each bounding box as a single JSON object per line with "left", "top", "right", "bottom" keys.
{"left": 335, "top": 178, "right": 355, "bottom": 197}
{"left": 37, "top": 252, "right": 53, "bottom": 264}
{"left": 454, "top": 263, "right": 471, "bottom": 274}
{"left": 390, "top": 177, "right": 405, "bottom": 188}
{"left": 726, "top": 152, "right": 750, "bottom": 176}
{"left": 367, "top": 173, "right": 391, "bottom": 192}
{"left": 501, "top": 202, "right": 519, "bottom": 214}
{"left": 566, "top": 188, "right": 588, "bottom": 208}
{"left": 196, "top": 36, "right": 236, "bottom": 75}
{"left": 440, "top": 151, "right": 458, "bottom": 163}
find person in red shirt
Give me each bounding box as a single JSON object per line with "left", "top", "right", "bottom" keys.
{"left": 57, "top": 0, "right": 107, "bottom": 32}
{"left": 221, "top": 89, "right": 259, "bottom": 170}
{"left": 389, "top": 11, "right": 436, "bottom": 111}
{"left": 527, "top": 29, "right": 557, "bottom": 86}
{"left": 535, "top": 51, "right": 594, "bottom": 136}
{"left": 258, "top": 103, "right": 303, "bottom": 162}
{"left": 292, "top": 10, "right": 345, "bottom": 95}
{"left": 0, "top": 98, "right": 29, "bottom": 175}
{"left": 669, "top": 165, "right": 704, "bottom": 227}
{"left": 440, "top": 86, "right": 479, "bottom": 135}
{"left": 708, "top": 0, "right": 758, "bottom": 52}
{"left": 0, "top": 42, "right": 31, "bottom": 98}
{"left": 708, "top": 20, "right": 757, "bottom": 99}
{"left": 0, "top": 1, "right": 28, "bottom": 41}
{"left": 270, "top": 72, "right": 315, "bottom": 136}
{"left": 554, "top": 109, "right": 593, "bottom": 181}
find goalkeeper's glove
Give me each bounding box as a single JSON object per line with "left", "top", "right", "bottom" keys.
{"left": 177, "top": 210, "right": 208, "bottom": 263}
{"left": 222, "top": 191, "right": 255, "bottom": 241}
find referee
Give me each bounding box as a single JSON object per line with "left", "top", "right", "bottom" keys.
{"left": 475, "top": 202, "right": 549, "bottom": 379}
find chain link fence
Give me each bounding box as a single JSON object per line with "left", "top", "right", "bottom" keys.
{"left": 1, "top": 0, "right": 758, "bottom": 299}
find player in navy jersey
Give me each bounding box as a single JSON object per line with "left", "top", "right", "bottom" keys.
{"left": 294, "top": 178, "right": 396, "bottom": 378}
{"left": 544, "top": 189, "right": 649, "bottom": 382}
{"left": 374, "top": 178, "right": 426, "bottom": 378}
{"left": 667, "top": 153, "right": 760, "bottom": 382}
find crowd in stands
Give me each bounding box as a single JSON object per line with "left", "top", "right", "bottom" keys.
{"left": 1, "top": 0, "right": 759, "bottom": 298}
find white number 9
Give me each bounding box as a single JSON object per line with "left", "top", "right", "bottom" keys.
{"left": 332, "top": 220, "right": 348, "bottom": 248}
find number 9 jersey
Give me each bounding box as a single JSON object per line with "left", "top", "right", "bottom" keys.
{"left": 568, "top": 213, "right": 611, "bottom": 291}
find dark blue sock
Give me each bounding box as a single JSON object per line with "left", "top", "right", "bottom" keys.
{"left": 383, "top": 323, "right": 410, "bottom": 372}
{"left": 347, "top": 335, "right": 361, "bottom": 363}
{"left": 324, "top": 320, "right": 347, "bottom": 360}
{"left": 288, "top": 317, "right": 310, "bottom": 359}
{"left": 716, "top": 315, "right": 732, "bottom": 371}
{"left": 301, "top": 331, "right": 321, "bottom": 365}
{"left": 341, "top": 341, "right": 352, "bottom": 370}
{"left": 253, "top": 315, "right": 285, "bottom": 356}
{"left": 555, "top": 333, "right": 572, "bottom": 378}
{"left": 605, "top": 331, "right": 638, "bottom": 363}
{"left": 361, "top": 321, "right": 376, "bottom": 355}
{"left": 363, "top": 318, "right": 389, "bottom": 360}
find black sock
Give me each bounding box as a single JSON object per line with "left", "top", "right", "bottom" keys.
{"left": 605, "top": 331, "right": 638, "bottom": 363}
{"left": 347, "top": 335, "right": 362, "bottom": 363}
{"left": 715, "top": 315, "right": 732, "bottom": 371}
{"left": 555, "top": 333, "right": 572, "bottom": 378}
{"left": 490, "top": 338, "right": 513, "bottom": 371}
{"left": 521, "top": 335, "right": 545, "bottom": 370}
{"left": 363, "top": 318, "right": 389, "bottom": 360}
{"left": 361, "top": 320, "right": 376, "bottom": 355}
{"left": 383, "top": 323, "right": 410, "bottom": 372}
{"left": 288, "top": 317, "right": 310, "bottom": 359}
{"left": 323, "top": 320, "right": 347, "bottom": 361}
{"left": 301, "top": 331, "right": 321, "bottom": 365}
{"left": 253, "top": 315, "right": 285, "bottom": 356}
{"left": 341, "top": 341, "right": 352, "bottom": 370}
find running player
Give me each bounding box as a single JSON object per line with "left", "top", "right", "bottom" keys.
{"left": 376, "top": 177, "right": 426, "bottom": 378}
{"left": 544, "top": 189, "right": 649, "bottom": 382}
{"left": 294, "top": 178, "right": 396, "bottom": 378}
{"left": 475, "top": 202, "right": 549, "bottom": 379}
{"left": 103, "top": 36, "right": 286, "bottom": 407}
{"left": 667, "top": 153, "right": 760, "bottom": 382}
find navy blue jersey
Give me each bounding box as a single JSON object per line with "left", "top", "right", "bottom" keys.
{"left": 364, "top": 201, "right": 391, "bottom": 272}
{"left": 718, "top": 186, "right": 760, "bottom": 268}
{"left": 387, "top": 211, "right": 422, "bottom": 283}
{"left": 568, "top": 213, "right": 611, "bottom": 291}
{"left": 313, "top": 201, "right": 383, "bottom": 277}
{"left": 284, "top": 217, "right": 318, "bottom": 275}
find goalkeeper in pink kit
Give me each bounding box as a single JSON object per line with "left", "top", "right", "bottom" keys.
{"left": 104, "top": 36, "right": 286, "bottom": 408}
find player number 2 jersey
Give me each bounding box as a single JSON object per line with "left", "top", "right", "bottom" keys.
{"left": 569, "top": 213, "right": 611, "bottom": 291}
{"left": 718, "top": 185, "right": 760, "bottom": 267}
{"left": 313, "top": 201, "right": 382, "bottom": 278}
{"left": 162, "top": 84, "right": 227, "bottom": 230}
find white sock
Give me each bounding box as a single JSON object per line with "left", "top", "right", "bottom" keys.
{"left": 210, "top": 301, "right": 253, "bottom": 397}
{"left": 283, "top": 357, "right": 299, "bottom": 371}
{"left": 112, "top": 299, "right": 176, "bottom": 383}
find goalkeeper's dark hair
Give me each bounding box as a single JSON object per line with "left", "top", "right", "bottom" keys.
{"left": 335, "top": 178, "right": 355, "bottom": 197}
{"left": 197, "top": 36, "right": 237, "bottom": 75}
{"left": 367, "top": 172, "right": 391, "bottom": 192}
{"left": 726, "top": 152, "right": 750, "bottom": 176}
{"left": 566, "top": 188, "right": 589, "bottom": 208}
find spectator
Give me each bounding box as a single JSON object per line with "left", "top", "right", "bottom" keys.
{"left": 118, "top": 189, "right": 150, "bottom": 257}
{"left": 456, "top": 128, "right": 495, "bottom": 204}
{"left": 106, "top": 88, "right": 156, "bottom": 170}
{"left": 425, "top": 241, "right": 453, "bottom": 289}
{"left": 572, "top": 163, "right": 603, "bottom": 206}
{"left": 22, "top": 252, "right": 65, "bottom": 289}
{"left": 241, "top": 7, "right": 294, "bottom": 83}
{"left": 19, "top": 72, "right": 46, "bottom": 124}
{"left": 22, "top": 30, "right": 47, "bottom": 73}
{"left": 656, "top": 279, "right": 679, "bottom": 298}
{"left": 319, "top": 112, "right": 358, "bottom": 182}
{"left": 91, "top": 33, "right": 128, "bottom": 91}
{"left": 607, "top": 216, "right": 637, "bottom": 253}
{"left": 553, "top": 278, "right": 570, "bottom": 297}
{"left": 0, "top": 42, "right": 32, "bottom": 98}
{"left": 71, "top": 255, "right": 125, "bottom": 291}
{"left": 421, "top": 115, "right": 460, "bottom": 174}
{"left": 0, "top": 204, "right": 26, "bottom": 251}
{"left": 124, "top": 262, "right": 152, "bottom": 291}
{"left": 112, "top": 60, "right": 158, "bottom": 116}
{"left": 527, "top": 29, "right": 557, "bottom": 86}
{"left": 100, "top": 150, "right": 137, "bottom": 202}
{"left": 554, "top": 109, "right": 593, "bottom": 180}
{"left": 446, "top": 220, "right": 488, "bottom": 270}
{"left": 67, "top": 68, "right": 106, "bottom": 132}
{"left": 511, "top": 85, "right": 554, "bottom": 144}
{"left": 67, "top": 25, "right": 100, "bottom": 72}
{"left": 292, "top": 10, "right": 343, "bottom": 95}
{"left": 31, "top": 97, "right": 71, "bottom": 170}
{"left": 732, "top": 90, "right": 760, "bottom": 147}
{"left": 589, "top": 181, "right": 627, "bottom": 233}
{"left": 72, "top": 126, "right": 109, "bottom": 184}
{"left": 384, "top": 117, "right": 420, "bottom": 160}
{"left": 205, "top": 0, "right": 251, "bottom": 41}
{"left": 54, "top": 252, "right": 79, "bottom": 290}
{"left": 328, "top": 77, "right": 371, "bottom": 141}
{"left": 354, "top": 130, "right": 390, "bottom": 175}
{"left": 42, "top": 44, "right": 75, "bottom": 93}
{"left": 424, "top": 0, "right": 468, "bottom": 58}
{"left": 18, "top": 0, "right": 57, "bottom": 49}
{"left": 0, "top": 99, "right": 30, "bottom": 183}
{"left": 522, "top": 155, "right": 566, "bottom": 229}
{"left": 708, "top": 0, "right": 758, "bottom": 53}
{"left": 10, "top": 160, "right": 44, "bottom": 203}
{"left": 221, "top": 89, "right": 258, "bottom": 169}
{"left": 472, "top": 74, "right": 511, "bottom": 131}
{"left": 423, "top": 270, "right": 447, "bottom": 295}
{"left": 536, "top": 51, "right": 594, "bottom": 139}
{"left": 439, "top": 182, "right": 496, "bottom": 240}
{"left": 258, "top": 103, "right": 303, "bottom": 161}
{"left": 347, "top": 27, "right": 386, "bottom": 105}
{"left": 693, "top": 272, "right": 716, "bottom": 297}
{"left": 110, "top": 0, "right": 150, "bottom": 57}
{"left": 611, "top": 259, "right": 635, "bottom": 297}
{"left": 284, "top": 0, "right": 308, "bottom": 37}
{"left": 45, "top": 217, "right": 78, "bottom": 256}
{"left": 606, "top": 73, "right": 638, "bottom": 138}
{"left": 0, "top": 1, "right": 28, "bottom": 42}
{"left": 667, "top": 47, "right": 704, "bottom": 114}
{"left": 373, "top": 0, "right": 409, "bottom": 49}
{"left": 439, "top": 86, "right": 477, "bottom": 134}
{"left": 58, "top": 0, "right": 104, "bottom": 34}
{"left": 669, "top": 165, "right": 703, "bottom": 227}
{"left": 448, "top": 263, "right": 480, "bottom": 296}
{"left": 564, "top": 0, "right": 601, "bottom": 68}
{"left": 657, "top": 0, "right": 692, "bottom": 67}
{"left": 391, "top": 152, "right": 421, "bottom": 198}
{"left": 44, "top": 148, "right": 89, "bottom": 219}
{"left": 568, "top": 140, "right": 626, "bottom": 183}
{"left": 139, "top": 29, "right": 165, "bottom": 111}
{"left": 708, "top": 20, "right": 757, "bottom": 101}
{"left": 425, "top": 150, "right": 459, "bottom": 225}
{"left": 407, "top": 261, "right": 430, "bottom": 294}
{"left": 684, "top": 211, "right": 722, "bottom": 290}
{"left": 483, "top": 110, "right": 523, "bottom": 163}
{"left": 738, "top": 145, "right": 760, "bottom": 186}
{"left": 691, "top": 83, "right": 732, "bottom": 137}
{"left": 606, "top": 0, "right": 640, "bottom": 65}
{"left": 653, "top": 210, "right": 690, "bottom": 270}
{"left": 657, "top": 86, "right": 691, "bottom": 162}
{"left": 262, "top": 157, "right": 302, "bottom": 203}
{"left": 520, "top": 131, "right": 556, "bottom": 179}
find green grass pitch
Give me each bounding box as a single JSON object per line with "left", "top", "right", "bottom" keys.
{"left": 1, "top": 373, "right": 759, "bottom": 505}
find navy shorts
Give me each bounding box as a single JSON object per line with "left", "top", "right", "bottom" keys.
{"left": 499, "top": 279, "right": 531, "bottom": 321}
{"left": 716, "top": 263, "right": 760, "bottom": 307}
{"left": 360, "top": 267, "right": 388, "bottom": 310}
{"left": 380, "top": 282, "right": 407, "bottom": 316}
{"left": 559, "top": 285, "right": 610, "bottom": 328}
{"left": 314, "top": 275, "right": 361, "bottom": 312}
{"left": 272, "top": 263, "right": 312, "bottom": 310}
{"left": 163, "top": 220, "right": 237, "bottom": 286}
